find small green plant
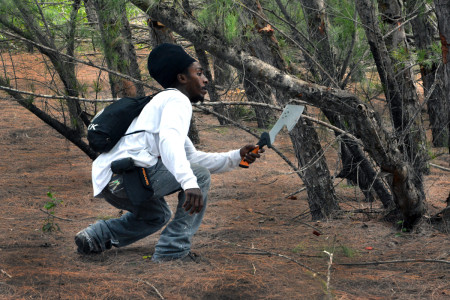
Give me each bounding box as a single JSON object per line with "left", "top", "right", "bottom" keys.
{"left": 292, "top": 243, "right": 305, "bottom": 254}
{"left": 340, "top": 245, "right": 357, "bottom": 258}
{"left": 395, "top": 220, "right": 408, "bottom": 236}
{"left": 42, "top": 189, "right": 63, "bottom": 232}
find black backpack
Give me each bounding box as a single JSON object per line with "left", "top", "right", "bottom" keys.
{"left": 87, "top": 95, "right": 153, "bottom": 153}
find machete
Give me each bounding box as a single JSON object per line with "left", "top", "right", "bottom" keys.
{"left": 239, "top": 104, "right": 305, "bottom": 168}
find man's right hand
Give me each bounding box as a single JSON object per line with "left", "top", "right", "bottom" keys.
{"left": 183, "top": 188, "right": 203, "bottom": 215}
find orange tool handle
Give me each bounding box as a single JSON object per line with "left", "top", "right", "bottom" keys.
{"left": 239, "top": 146, "right": 260, "bottom": 168}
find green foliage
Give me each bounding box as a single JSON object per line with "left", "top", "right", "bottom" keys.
{"left": 322, "top": 245, "right": 358, "bottom": 258}
{"left": 292, "top": 243, "right": 305, "bottom": 253}
{"left": 42, "top": 189, "right": 63, "bottom": 232}
{"left": 196, "top": 0, "right": 243, "bottom": 43}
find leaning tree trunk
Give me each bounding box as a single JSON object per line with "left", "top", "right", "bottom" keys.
{"left": 433, "top": 0, "right": 450, "bottom": 151}
{"left": 355, "top": 0, "right": 426, "bottom": 222}
{"left": 92, "top": 0, "right": 144, "bottom": 98}
{"left": 10, "top": 0, "right": 87, "bottom": 135}
{"left": 242, "top": 0, "right": 340, "bottom": 219}
{"left": 131, "top": 0, "right": 426, "bottom": 226}
{"left": 376, "top": 0, "right": 429, "bottom": 175}
{"left": 300, "top": 0, "right": 393, "bottom": 207}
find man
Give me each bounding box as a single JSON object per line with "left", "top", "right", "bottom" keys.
{"left": 75, "top": 43, "right": 263, "bottom": 262}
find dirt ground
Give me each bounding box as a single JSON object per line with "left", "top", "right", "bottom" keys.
{"left": 0, "top": 52, "right": 449, "bottom": 299}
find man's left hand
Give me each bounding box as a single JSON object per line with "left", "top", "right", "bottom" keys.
{"left": 240, "top": 144, "right": 265, "bottom": 164}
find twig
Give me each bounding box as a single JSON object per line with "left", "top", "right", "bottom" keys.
{"left": 39, "top": 208, "right": 73, "bottom": 221}
{"left": 138, "top": 279, "right": 164, "bottom": 300}
{"left": 294, "top": 221, "right": 323, "bottom": 235}
{"left": 430, "top": 163, "right": 450, "bottom": 172}
{"left": 1, "top": 269, "right": 12, "bottom": 278}
{"left": 323, "top": 251, "right": 334, "bottom": 296}
{"left": 0, "top": 29, "right": 159, "bottom": 92}
{"left": 0, "top": 85, "right": 115, "bottom": 103}
{"left": 285, "top": 187, "right": 307, "bottom": 198}
{"left": 261, "top": 178, "right": 278, "bottom": 185}
{"left": 337, "top": 258, "right": 450, "bottom": 266}
{"left": 215, "top": 239, "right": 323, "bottom": 278}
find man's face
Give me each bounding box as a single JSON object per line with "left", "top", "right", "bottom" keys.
{"left": 183, "top": 61, "right": 208, "bottom": 103}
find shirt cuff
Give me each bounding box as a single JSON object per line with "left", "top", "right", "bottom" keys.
{"left": 182, "top": 178, "right": 200, "bottom": 191}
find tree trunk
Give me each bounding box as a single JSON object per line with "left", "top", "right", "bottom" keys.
{"left": 241, "top": 0, "right": 277, "bottom": 129}
{"left": 243, "top": 0, "right": 340, "bottom": 219}
{"left": 355, "top": 0, "right": 426, "bottom": 223}
{"left": 407, "top": 0, "right": 448, "bottom": 147}
{"left": 0, "top": 77, "right": 97, "bottom": 159}
{"left": 376, "top": 0, "right": 429, "bottom": 175}
{"left": 300, "top": 0, "right": 336, "bottom": 84}
{"left": 7, "top": 0, "right": 87, "bottom": 135}
{"left": 298, "top": 0, "right": 393, "bottom": 206}
{"left": 433, "top": 0, "right": 450, "bottom": 151}
{"left": 92, "top": 0, "right": 143, "bottom": 98}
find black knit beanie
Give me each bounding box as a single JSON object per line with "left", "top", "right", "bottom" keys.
{"left": 147, "top": 43, "right": 196, "bottom": 88}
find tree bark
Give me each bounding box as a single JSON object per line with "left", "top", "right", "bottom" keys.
{"left": 300, "top": 0, "right": 336, "bottom": 84}
{"left": 241, "top": 0, "right": 277, "bottom": 129}
{"left": 0, "top": 77, "right": 97, "bottom": 159}
{"left": 355, "top": 0, "right": 426, "bottom": 222}
{"left": 92, "top": 0, "right": 144, "bottom": 98}
{"left": 298, "top": 0, "right": 393, "bottom": 207}
{"left": 245, "top": 0, "right": 340, "bottom": 219}
{"left": 407, "top": 0, "right": 448, "bottom": 148}
{"left": 130, "top": 0, "right": 425, "bottom": 226}
{"left": 3, "top": 0, "right": 87, "bottom": 135}
{"left": 433, "top": 0, "right": 450, "bottom": 151}
{"left": 376, "top": 0, "right": 429, "bottom": 175}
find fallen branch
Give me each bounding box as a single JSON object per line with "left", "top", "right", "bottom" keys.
{"left": 137, "top": 279, "right": 164, "bottom": 300}
{"left": 39, "top": 208, "right": 73, "bottom": 221}
{"left": 285, "top": 187, "right": 307, "bottom": 198}
{"left": 430, "top": 163, "right": 450, "bottom": 172}
{"left": 1, "top": 269, "right": 12, "bottom": 278}
{"left": 337, "top": 258, "right": 450, "bottom": 266}
{"left": 215, "top": 238, "right": 323, "bottom": 278}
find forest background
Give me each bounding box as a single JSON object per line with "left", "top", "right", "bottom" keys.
{"left": 0, "top": 0, "right": 449, "bottom": 299}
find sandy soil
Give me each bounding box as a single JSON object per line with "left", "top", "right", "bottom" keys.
{"left": 0, "top": 52, "right": 449, "bottom": 299}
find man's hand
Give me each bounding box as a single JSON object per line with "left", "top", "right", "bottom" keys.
{"left": 240, "top": 144, "right": 265, "bottom": 164}
{"left": 183, "top": 188, "right": 203, "bottom": 215}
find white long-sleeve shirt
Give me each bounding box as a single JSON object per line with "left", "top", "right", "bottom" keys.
{"left": 92, "top": 89, "right": 242, "bottom": 196}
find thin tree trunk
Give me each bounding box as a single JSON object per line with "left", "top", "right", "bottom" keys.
{"left": 432, "top": 0, "right": 450, "bottom": 151}
{"left": 241, "top": 0, "right": 277, "bottom": 129}
{"left": 244, "top": 0, "right": 340, "bottom": 219}
{"left": 376, "top": 0, "right": 429, "bottom": 175}
{"left": 299, "top": 0, "right": 393, "bottom": 206}
{"left": 300, "top": 0, "right": 336, "bottom": 84}
{"left": 0, "top": 77, "right": 97, "bottom": 159}
{"left": 9, "top": 0, "right": 87, "bottom": 134}
{"left": 92, "top": 0, "right": 143, "bottom": 98}
{"left": 407, "top": 0, "right": 447, "bottom": 147}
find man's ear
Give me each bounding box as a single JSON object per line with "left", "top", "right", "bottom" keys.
{"left": 176, "top": 73, "right": 188, "bottom": 84}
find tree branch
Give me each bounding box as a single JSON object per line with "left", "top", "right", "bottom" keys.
{"left": 0, "top": 29, "right": 160, "bottom": 93}
{"left": 337, "top": 258, "right": 450, "bottom": 266}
